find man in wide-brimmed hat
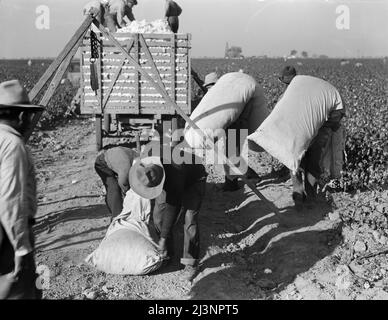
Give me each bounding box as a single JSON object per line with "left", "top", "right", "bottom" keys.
{"left": 0, "top": 80, "right": 44, "bottom": 299}
{"left": 203, "top": 72, "right": 218, "bottom": 90}
{"left": 130, "top": 151, "right": 207, "bottom": 281}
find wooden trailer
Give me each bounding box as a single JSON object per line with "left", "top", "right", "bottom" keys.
{"left": 80, "top": 30, "right": 192, "bottom": 150}
{"left": 23, "top": 15, "right": 279, "bottom": 214}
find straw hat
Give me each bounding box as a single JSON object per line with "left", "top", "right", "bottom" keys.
{"left": 0, "top": 80, "right": 44, "bottom": 111}
{"left": 204, "top": 72, "right": 219, "bottom": 88}
{"left": 129, "top": 156, "right": 165, "bottom": 200}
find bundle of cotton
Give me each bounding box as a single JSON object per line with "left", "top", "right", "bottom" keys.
{"left": 117, "top": 19, "right": 172, "bottom": 34}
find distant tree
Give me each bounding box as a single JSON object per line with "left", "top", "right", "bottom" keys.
{"left": 319, "top": 54, "right": 329, "bottom": 59}
{"left": 301, "top": 51, "right": 308, "bottom": 58}
{"left": 290, "top": 49, "right": 298, "bottom": 56}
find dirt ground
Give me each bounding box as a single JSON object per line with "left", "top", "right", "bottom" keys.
{"left": 30, "top": 118, "right": 388, "bottom": 300}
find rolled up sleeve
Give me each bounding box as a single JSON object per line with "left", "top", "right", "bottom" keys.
{"left": 0, "top": 141, "right": 33, "bottom": 257}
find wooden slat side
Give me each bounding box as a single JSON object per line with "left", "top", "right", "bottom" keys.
{"left": 134, "top": 33, "right": 140, "bottom": 113}
{"left": 171, "top": 33, "right": 176, "bottom": 107}
{"left": 138, "top": 34, "right": 171, "bottom": 111}
{"left": 102, "top": 38, "right": 135, "bottom": 110}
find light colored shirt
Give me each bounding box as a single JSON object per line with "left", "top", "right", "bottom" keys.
{"left": 0, "top": 124, "right": 37, "bottom": 257}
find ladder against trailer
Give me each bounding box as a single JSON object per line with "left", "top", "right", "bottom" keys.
{"left": 24, "top": 14, "right": 281, "bottom": 216}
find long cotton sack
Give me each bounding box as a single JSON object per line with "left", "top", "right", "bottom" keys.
{"left": 185, "top": 72, "right": 257, "bottom": 149}
{"left": 248, "top": 75, "right": 344, "bottom": 173}
{"left": 85, "top": 190, "right": 163, "bottom": 275}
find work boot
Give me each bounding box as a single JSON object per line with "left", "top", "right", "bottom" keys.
{"left": 181, "top": 265, "right": 199, "bottom": 282}
{"left": 304, "top": 180, "right": 317, "bottom": 200}
{"left": 246, "top": 167, "right": 260, "bottom": 179}
{"left": 272, "top": 165, "right": 290, "bottom": 180}
{"left": 222, "top": 177, "right": 240, "bottom": 192}
{"left": 292, "top": 192, "right": 306, "bottom": 210}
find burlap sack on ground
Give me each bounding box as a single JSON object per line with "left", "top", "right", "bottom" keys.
{"left": 85, "top": 190, "right": 163, "bottom": 275}
{"left": 184, "top": 72, "right": 257, "bottom": 149}
{"left": 248, "top": 75, "right": 344, "bottom": 173}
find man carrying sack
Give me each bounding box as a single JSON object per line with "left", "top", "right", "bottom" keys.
{"left": 248, "top": 75, "right": 346, "bottom": 207}
{"left": 130, "top": 152, "right": 207, "bottom": 282}
{"left": 0, "top": 80, "right": 44, "bottom": 299}
{"left": 95, "top": 146, "right": 139, "bottom": 218}
{"left": 184, "top": 72, "right": 269, "bottom": 192}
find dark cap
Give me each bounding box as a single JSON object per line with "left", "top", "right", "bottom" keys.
{"left": 279, "top": 66, "right": 297, "bottom": 85}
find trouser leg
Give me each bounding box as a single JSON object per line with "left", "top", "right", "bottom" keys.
{"left": 223, "top": 125, "right": 241, "bottom": 190}
{"left": 290, "top": 169, "right": 306, "bottom": 206}
{"left": 0, "top": 225, "right": 41, "bottom": 300}
{"left": 301, "top": 126, "right": 333, "bottom": 198}
{"left": 153, "top": 197, "right": 179, "bottom": 257}
{"left": 94, "top": 153, "right": 123, "bottom": 217}
{"left": 291, "top": 169, "right": 304, "bottom": 195}
{"left": 181, "top": 181, "right": 205, "bottom": 266}
{"left": 168, "top": 16, "right": 179, "bottom": 33}
{"left": 105, "top": 177, "right": 123, "bottom": 217}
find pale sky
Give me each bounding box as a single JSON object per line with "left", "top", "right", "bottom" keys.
{"left": 0, "top": 0, "right": 387, "bottom": 58}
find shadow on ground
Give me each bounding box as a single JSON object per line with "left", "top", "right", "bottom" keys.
{"left": 187, "top": 180, "right": 343, "bottom": 299}
{"left": 34, "top": 204, "right": 108, "bottom": 252}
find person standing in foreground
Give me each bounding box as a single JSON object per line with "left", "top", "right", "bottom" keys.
{"left": 0, "top": 80, "right": 44, "bottom": 299}
{"left": 165, "top": 0, "right": 182, "bottom": 33}
{"left": 95, "top": 146, "right": 139, "bottom": 218}
{"left": 130, "top": 150, "right": 207, "bottom": 281}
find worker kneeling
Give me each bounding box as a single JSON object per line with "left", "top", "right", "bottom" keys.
{"left": 86, "top": 157, "right": 166, "bottom": 276}
{"left": 130, "top": 151, "right": 207, "bottom": 281}
{"left": 87, "top": 154, "right": 206, "bottom": 280}
{"left": 248, "top": 75, "right": 346, "bottom": 207}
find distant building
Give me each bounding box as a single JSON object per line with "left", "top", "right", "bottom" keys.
{"left": 225, "top": 42, "right": 243, "bottom": 59}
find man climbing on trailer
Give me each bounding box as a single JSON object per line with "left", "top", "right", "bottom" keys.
{"left": 84, "top": 0, "right": 138, "bottom": 32}
{"left": 94, "top": 146, "right": 139, "bottom": 219}
{"left": 165, "top": 0, "right": 182, "bottom": 33}
{"left": 0, "top": 80, "right": 44, "bottom": 299}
